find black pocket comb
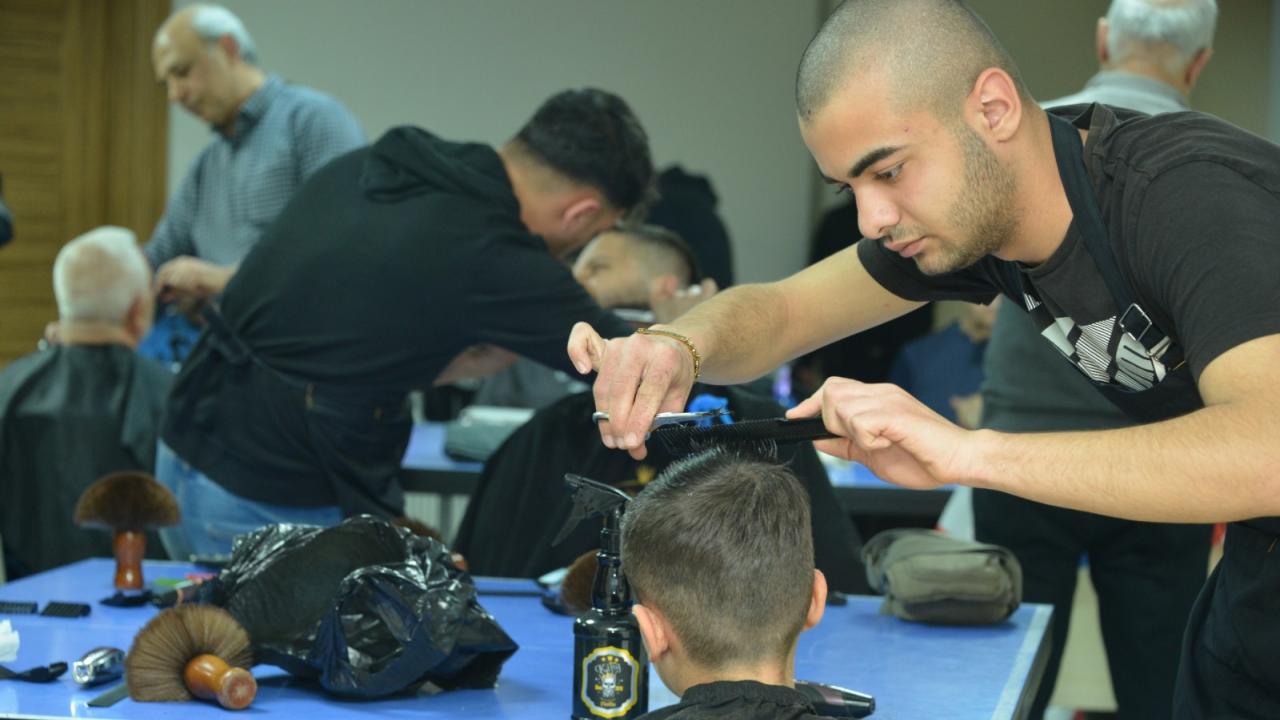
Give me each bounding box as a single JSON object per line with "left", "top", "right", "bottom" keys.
{"left": 650, "top": 416, "right": 835, "bottom": 456}
{"left": 40, "top": 601, "right": 90, "bottom": 618}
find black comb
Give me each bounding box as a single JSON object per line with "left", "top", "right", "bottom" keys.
{"left": 0, "top": 601, "right": 37, "bottom": 615}
{"left": 651, "top": 416, "right": 834, "bottom": 456}
{"left": 40, "top": 601, "right": 90, "bottom": 618}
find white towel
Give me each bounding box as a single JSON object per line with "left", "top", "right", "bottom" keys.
{"left": 0, "top": 619, "right": 18, "bottom": 662}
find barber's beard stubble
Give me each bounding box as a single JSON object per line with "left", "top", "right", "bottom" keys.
{"left": 919, "top": 123, "right": 1018, "bottom": 276}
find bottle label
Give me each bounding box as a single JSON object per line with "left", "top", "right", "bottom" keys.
{"left": 579, "top": 645, "right": 641, "bottom": 718}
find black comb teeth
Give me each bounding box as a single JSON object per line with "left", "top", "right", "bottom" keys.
{"left": 651, "top": 416, "right": 834, "bottom": 456}
{"left": 39, "top": 601, "right": 90, "bottom": 618}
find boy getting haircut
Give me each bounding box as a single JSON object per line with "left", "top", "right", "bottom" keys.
{"left": 621, "top": 448, "right": 827, "bottom": 718}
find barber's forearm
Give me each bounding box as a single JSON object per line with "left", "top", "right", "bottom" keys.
{"left": 969, "top": 402, "right": 1280, "bottom": 522}
{"left": 662, "top": 282, "right": 800, "bottom": 385}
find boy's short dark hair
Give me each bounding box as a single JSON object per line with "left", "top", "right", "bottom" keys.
{"left": 613, "top": 222, "right": 703, "bottom": 286}
{"left": 620, "top": 448, "right": 814, "bottom": 668}
{"left": 514, "top": 88, "right": 657, "bottom": 217}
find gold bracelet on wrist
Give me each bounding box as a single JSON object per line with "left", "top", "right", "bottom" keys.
{"left": 635, "top": 327, "right": 702, "bottom": 381}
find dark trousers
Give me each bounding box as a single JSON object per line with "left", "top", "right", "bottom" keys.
{"left": 974, "top": 489, "right": 1211, "bottom": 720}
{"left": 1174, "top": 521, "right": 1280, "bottom": 719}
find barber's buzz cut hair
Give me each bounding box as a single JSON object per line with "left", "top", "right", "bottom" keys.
{"left": 611, "top": 222, "right": 702, "bottom": 287}
{"left": 620, "top": 448, "right": 814, "bottom": 669}
{"left": 514, "top": 88, "right": 657, "bottom": 219}
{"left": 1106, "top": 0, "right": 1218, "bottom": 75}
{"left": 796, "top": 0, "right": 1032, "bottom": 122}
{"left": 191, "top": 3, "right": 259, "bottom": 65}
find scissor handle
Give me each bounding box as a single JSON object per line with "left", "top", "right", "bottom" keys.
{"left": 591, "top": 410, "right": 728, "bottom": 429}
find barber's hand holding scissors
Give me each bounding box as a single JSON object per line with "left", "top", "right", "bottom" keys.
{"left": 567, "top": 321, "right": 696, "bottom": 460}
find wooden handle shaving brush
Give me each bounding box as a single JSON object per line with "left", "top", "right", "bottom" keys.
{"left": 126, "top": 605, "right": 256, "bottom": 710}
{"left": 560, "top": 549, "right": 599, "bottom": 615}
{"left": 73, "top": 471, "right": 180, "bottom": 589}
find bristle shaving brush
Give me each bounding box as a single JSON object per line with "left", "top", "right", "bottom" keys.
{"left": 126, "top": 605, "right": 256, "bottom": 710}
{"left": 73, "top": 471, "right": 180, "bottom": 589}
{"left": 560, "top": 549, "right": 599, "bottom": 615}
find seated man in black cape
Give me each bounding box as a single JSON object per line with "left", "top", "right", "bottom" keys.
{"left": 0, "top": 227, "right": 172, "bottom": 578}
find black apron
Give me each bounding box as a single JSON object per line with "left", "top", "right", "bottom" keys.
{"left": 997, "top": 113, "right": 1201, "bottom": 423}
{"left": 173, "top": 306, "right": 408, "bottom": 518}
{"left": 1004, "top": 113, "right": 1280, "bottom": 717}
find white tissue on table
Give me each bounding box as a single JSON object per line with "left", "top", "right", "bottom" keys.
{"left": 0, "top": 619, "right": 18, "bottom": 662}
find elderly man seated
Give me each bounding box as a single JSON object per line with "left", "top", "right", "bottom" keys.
{"left": 0, "top": 227, "right": 172, "bottom": 578}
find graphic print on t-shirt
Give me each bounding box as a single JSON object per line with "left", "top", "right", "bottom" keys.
{"left": 1022, "top": 294, "right": 1170, "bottom": 392}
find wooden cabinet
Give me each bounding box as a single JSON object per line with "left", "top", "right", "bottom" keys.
{"left": 0, "top": 0, "right": 169, "bottom": 366}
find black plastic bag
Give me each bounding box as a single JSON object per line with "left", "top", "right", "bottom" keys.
{"left": 208, "top": 515, "right": 518, "bottom": 697}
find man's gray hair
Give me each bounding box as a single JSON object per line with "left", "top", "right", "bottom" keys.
{"left": 1106, "top": 0, "right": 1217, "bottom": 72}
{"left": 191, "top": 4, "right": 259, "bottom": 65}
{"left": 53, "top": 226, "right": 150, "bottom": 323}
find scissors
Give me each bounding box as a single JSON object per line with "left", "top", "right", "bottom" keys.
{"left": 591, "top": 409, "right": 729, "bottom": 431}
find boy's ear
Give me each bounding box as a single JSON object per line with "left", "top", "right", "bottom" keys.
{"left": 803, "top": 569, "right": 828, "bottom": 631}
{"left": 633, "top": 603, "right": 671, "bottom": 662}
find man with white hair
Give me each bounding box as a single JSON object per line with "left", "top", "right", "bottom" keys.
{"left": 0, "top": 227, "right": 173, "bottom": 578}
{"left": 144, "top": 3, "right": 364, "bottom": 356}
{"left": 1052, "top": 0, "right": 1216, "bottom": 114}
{"left": 974, "top": 3, "right": 1217, "bottom": 716}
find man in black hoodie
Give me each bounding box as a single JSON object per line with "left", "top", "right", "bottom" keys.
{"left": 156, "top": 88, "right": 653, "bottom": 560}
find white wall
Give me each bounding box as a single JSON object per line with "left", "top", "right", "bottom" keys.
{"left": 168, "top": 0, "right": 823, "bottom": 284}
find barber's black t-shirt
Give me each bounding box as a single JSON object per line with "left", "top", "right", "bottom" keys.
{"left": 162, "top": 127, "right": 629, "bottom": 512}
{"left": 858, "top": 104, "right": 1280, "bottom": 418}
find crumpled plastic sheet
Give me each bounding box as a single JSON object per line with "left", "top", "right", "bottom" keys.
{"left": 207, "top": 515, "right": 518, "bottom": 697}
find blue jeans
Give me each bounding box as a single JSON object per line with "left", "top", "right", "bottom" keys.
{"left": 155, "top": 441, "right": 343, "bottom": 560}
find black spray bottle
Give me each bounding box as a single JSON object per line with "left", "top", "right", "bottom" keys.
{"left": 556, "top": 474, "right": 648, "bottom": 720}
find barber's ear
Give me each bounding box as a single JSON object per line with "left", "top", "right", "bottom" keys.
{"left": 217, "top": 33, "right": 242, "bottom": 63}
{"left": 803, "top": 570, "right": 828, "bottom": 631}
{"left": 1095, "top": 18, "right": 1110, "bottom": 64}
{"left": 648, "top": 274, "right": 680, "bottom": 303}
{"left": 970, "top": 68, "right": 1022, "bottom": 144}
{"left": 1185, "top": 47, "right": 1212, "bottom": 90}
{"left": 562, "top": 196, "right": 603, "bottom": 233}
{"left": 632, "top": 603, "right": 671, "bottom": 662}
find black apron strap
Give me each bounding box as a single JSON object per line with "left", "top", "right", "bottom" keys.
{"left": 1046, "top": 112, "right": 1183, "bottom": 367}
{"left": 1048, "top": 113, "right": 1135, "bottom": 309}
{"left": 200, "top": 303, "right": 252, "bottom": 365}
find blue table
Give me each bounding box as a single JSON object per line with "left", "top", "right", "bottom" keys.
{"left": 0, "top": 559, "right": 1049, "bottom": 719}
